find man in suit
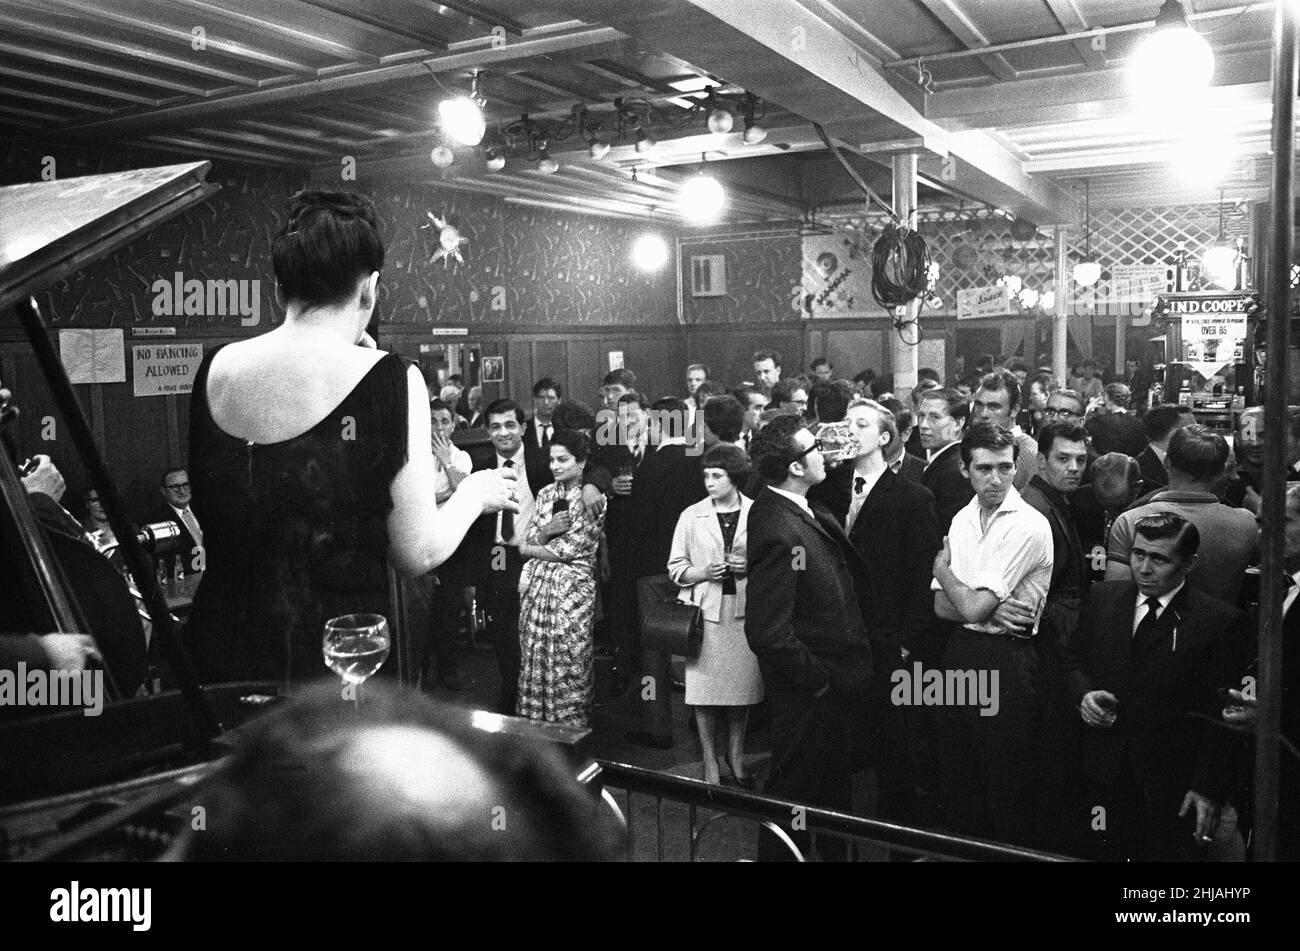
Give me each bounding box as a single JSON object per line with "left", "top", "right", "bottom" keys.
{"left": 880, "top": 399, "right": 926, "bottom": 484}
{"left": 1136, "top": 404, "right": 1196, "bottom": 491}
{"left": 752, "top": 348, "right": 782, "bottom": 389}
{"left": 622, "top": 396, "right": 707, "bottom": 748}
{"left": 841, "top": 398, "right": 941, "bottom": 827}
{"left": 588, "top": 393, "right": 651, "bottom": 701}
{"left": 522, "top": 377, "right": 561, "bottom": 452}
{"left": 930, "top": 422, "right": 1054, "bottom": 846}
{"left": 450, "top": 398, "right": 550, "bottom": 714}
{"left": 156, "top": 466, "right": 203, "bottom": 579}
{"left": 1065, "top": 512, "right": 1249, "bottom": 860}
{"left": 733, "top": 384, "right": 769, "bottom": 453}
{"left": 1085, "top": 383, "right": 1149, "bottom": 458}
{"left": 745, "top": 415, "right": 874, "bottom": 860}
{"left": 918, "top": 388, "right": 973, "bottom": 533}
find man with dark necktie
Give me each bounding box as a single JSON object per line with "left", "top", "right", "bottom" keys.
{"left": 523, "top": 377, "right": 561, "bottom": 452}
{"left": 1065, "top": 513, "right": 1248, "bottom": 860}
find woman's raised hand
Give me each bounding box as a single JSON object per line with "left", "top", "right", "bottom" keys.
{"left": 462, "top": 467, "right": 519, "bottom": 515}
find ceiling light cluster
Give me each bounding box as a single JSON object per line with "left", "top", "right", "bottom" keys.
{"left": 427, "top": 71, "right": 769, "bottom": 175}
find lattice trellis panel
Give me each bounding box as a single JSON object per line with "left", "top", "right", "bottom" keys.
{"left": 845, "top": 202, "right": 1248, "bottom": 316}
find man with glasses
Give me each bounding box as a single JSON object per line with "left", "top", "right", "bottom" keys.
{"left": 157, "top": 467, "right": 203, "bottom": 579}
{"left": 745, "top": 415, "right": 874, "bottom": 860}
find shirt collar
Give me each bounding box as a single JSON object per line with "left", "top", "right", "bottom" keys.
{"left": 1137, "top": 580, "right": 1186, "bottom": 613}
{"left": 925, "top": 440, "right": 959, "bottom": 464}
{"left": 769, "top": 485, "right": 812, "bottom": 515}
{"left": 497, "top": 445, "right": 525, "bottom": 466}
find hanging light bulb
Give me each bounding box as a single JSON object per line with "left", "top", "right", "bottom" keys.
{"left": 1127, "top": 0, "right": 1215, "bottom": 109}
{"left": 484, "top": 148, "right": 505, "bottom": 172}
{"left": 1072, "top": 178, "right": 1101, "bottom": 287}
{"left": 1202, "top": 189, "right": 1237, "bottom": 288}
{"left": 536, "top": 147, "right": 559, "bottom": 174}
{"left": 679, "top": 161, "right": 725, "bottom": 221}
{"left": 440, "top": 96, "right": 486, "bottom": 146}
{"left": 631, "top": 233, "right": 669, "bottom": 271}
{"left": 430, "top": 145, "right": 455, "bottom": 168}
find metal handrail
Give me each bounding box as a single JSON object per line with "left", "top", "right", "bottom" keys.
{"left": 596, "top": 760, "right": 1077, "bottom": 862}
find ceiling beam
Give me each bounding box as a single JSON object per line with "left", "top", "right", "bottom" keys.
{"left": 1042, "top": 0, "right": 1106, "bottom": 71}
{"left": 166, "top": 0, "right": 382, "bottom": 63}
{"left": 44, "top": 25, "right": 626, "bottom": 140}
{"left": 915, "top": 0, "right": 1019, "bottom": 82}
{"left": 546, "top": 0, "right": 1076, "bottom": 222}
{"left": 928, "top": 47, "right": 1271, "bottom": 129}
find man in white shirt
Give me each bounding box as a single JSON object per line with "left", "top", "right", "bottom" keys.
{"left": 970, "top": 371, "right": 1040, "bottom": 490}
{"left": 930, "top": 422, "right": 1053, "bottom": 846}
{"left": 158, "top": 467, "right": 203, "bottom": 578}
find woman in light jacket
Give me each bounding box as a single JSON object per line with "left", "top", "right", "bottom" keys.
{"left": 667, "top": 444, "right": 764, "bottom": 786}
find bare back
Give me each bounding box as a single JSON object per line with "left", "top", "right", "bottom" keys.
{"left": 204, "top": 331, "right": 389, "bottom": 444}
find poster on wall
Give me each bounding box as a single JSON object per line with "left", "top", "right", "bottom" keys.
{"left": 800, "top": 228, "right": 875, "bottom": 318}
{"left": 607, "top": 350, "right": 624, "bottom": 371}
{"left": 955, "top": 286, "right": 1014, "bottom": 320}
{"left": 480, "top": 355, "right": 505, "bottom": 383}
{"left": 60, "top": 329, "right": 125, "bottom": 384}
{"left": 1159, "top": 293, "right": 1251, "bottom": 385}
{"left": 132, "top": 343, "right": 203, "bottom": 397}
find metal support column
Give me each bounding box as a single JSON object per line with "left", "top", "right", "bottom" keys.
{"left": 1256, "top": 0, "right": 1297, "bottom": 863}
{"left": 1053, "top": 226, "right": 1069, "bottom": 385}
{"left": 891, "top": 153, "right": 920, "bottom": 391}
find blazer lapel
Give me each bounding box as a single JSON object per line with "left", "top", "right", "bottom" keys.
{"left": 1131, "top": 586, "right": 1186, "bottom": 663}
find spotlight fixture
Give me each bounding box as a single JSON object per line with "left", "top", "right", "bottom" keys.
{"left": 484, "top": 148, "right": 505, "bottom": 172}
{"left": 740, "top": 92, "right": 767, "bottom": 145}
{"left": 1128, "top": 0, "right": 1215, "bottom": 109}
{"left": 439, "top": 70, "right": 487, "bottom": 146}
{"left": 706, "top": 91, "right": 733, "bottom": 134}
{"left": 430, "top": 145, "right": 455, "bottom": 168}
{"left": 631, "top": 233, "right": 670, "bottom": 271}
{"left": 634, "top": 125, "right": 656, "bottom": 153}
{"left": 536, "top": 147, "right": 559, "bottom": 174}
{"left": 1072, "top": 179, "right": 1101, "bottom": 287}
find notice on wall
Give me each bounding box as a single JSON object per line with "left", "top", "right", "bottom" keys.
{"left": 60, "top": 329, "right": 125, "bottom": 384}
{"left": 801, "top": 228, "right": 874, "bottom": 318}
{"left": 956, "top": 286, "right": 1013, "bottom": 320}
{"left": 607, "top": 350, "right": 624, "bottom": 371}
{"left": 132, "top": 343, "right": 204, "bottom": 397}
{"left": 1109, "top": 263, "right": 1172, "bottom": 304}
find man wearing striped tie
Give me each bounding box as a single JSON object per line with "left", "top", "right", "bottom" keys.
{"left": 158, "top": 467, "right": 203, "bottom": 579}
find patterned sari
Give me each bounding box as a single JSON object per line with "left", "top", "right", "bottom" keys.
{"left": 516, "top": 481, "right": 605, "bottom": 727}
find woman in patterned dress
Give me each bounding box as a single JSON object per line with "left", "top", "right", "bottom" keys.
{"left": 516, "top": 429, "right": 605, "bottom": 728}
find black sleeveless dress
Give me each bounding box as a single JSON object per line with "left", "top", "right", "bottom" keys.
{"left": 184, "top": 346, "right": 409, "bottom": 685}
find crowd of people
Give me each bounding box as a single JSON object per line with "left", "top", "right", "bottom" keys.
{"left": 7, "top": 190, "right": 1295, "bottom": 863}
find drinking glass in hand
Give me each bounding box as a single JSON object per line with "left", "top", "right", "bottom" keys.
{"left": 725, "top": 542, "right": 747, "bottom": 578}
{"left": 323, "top": 614, "right": 390, "bottom": 689}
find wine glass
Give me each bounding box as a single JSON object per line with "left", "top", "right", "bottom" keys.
{"left": 323, "top": 614, "right": 390, "bottom": 704}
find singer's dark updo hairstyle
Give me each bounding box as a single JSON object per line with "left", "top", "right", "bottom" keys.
{"left": 272, "top": 190, "right": 385, "bottom": 309}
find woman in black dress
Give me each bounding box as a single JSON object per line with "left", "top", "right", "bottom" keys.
{"left": 184, "top": 192, "right": 515, "bottom": 685}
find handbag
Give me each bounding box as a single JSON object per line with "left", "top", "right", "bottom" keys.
{"left": 637, "top": 574, "right": 703, "bottom": 658}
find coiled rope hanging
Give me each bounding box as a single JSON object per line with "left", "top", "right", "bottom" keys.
{"left": 871, "top": 223, "right": 931, "bottom": 311}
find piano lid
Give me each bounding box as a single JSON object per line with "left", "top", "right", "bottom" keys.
{"left": 0, "top": 161, "right": 218, "bottom": 312}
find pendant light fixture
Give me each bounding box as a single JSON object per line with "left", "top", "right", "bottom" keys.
{"left": 1072, "top": 179, "right": 1101, "bottom": 287}
{"left": 678, "top": 154, "right": 726, "bottom": 222}
{"left": 439, "top": 70, "right": 488, "bottom": 146}
{"left": 1202, "top": 189, "right": 1237, "bottom": 289}
{"left": 1128, "top": 0, "right": 1215, "bottom": 109}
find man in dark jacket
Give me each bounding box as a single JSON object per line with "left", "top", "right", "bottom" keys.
{"left": 918, "top": 388, "right": 973, "bottom": 533}
{"left": 1064, "top": 512, "right": 1249, "bottom": 860}
{"left": 1085, "top": 383, "right": 1148, "bottom": 458}
{"left": 745, "top": 415, "right": 873, "bottom": 860}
